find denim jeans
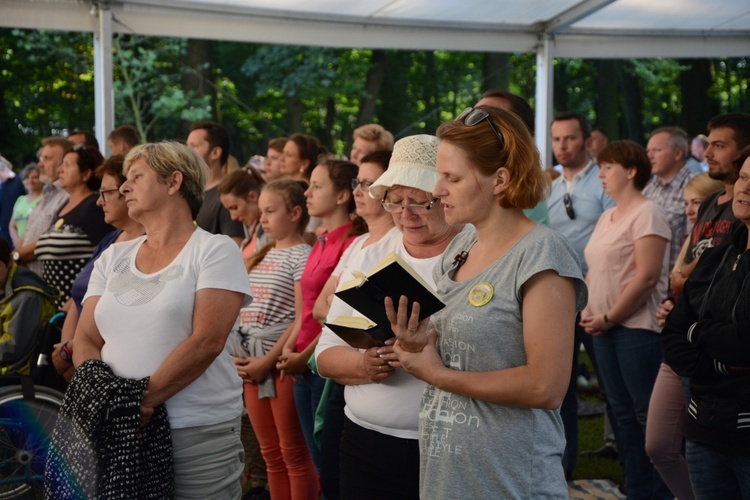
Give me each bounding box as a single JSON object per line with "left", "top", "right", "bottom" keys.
{"left": 686, "top": 440, "right": 750, "bottom": 499}
{"left": 593, "top": 326, "right": 671, "bottom": 499}
{"left": 293, "top": 369, "right": 326, "bottom": 473}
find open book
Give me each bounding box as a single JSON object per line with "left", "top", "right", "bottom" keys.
{"left": 324, "top": 252, "right": 445, "bottom": 348}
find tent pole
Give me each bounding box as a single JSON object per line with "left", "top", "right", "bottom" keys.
{"left": 534, "top": 33, "right": 554, "bottom": 169}
{"left": 93, "top": 2, "right": 114, "bottom": 155}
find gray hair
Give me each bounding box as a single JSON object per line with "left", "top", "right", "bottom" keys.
{"left": 650, "top": 126, "right": 689, "bottom": 159}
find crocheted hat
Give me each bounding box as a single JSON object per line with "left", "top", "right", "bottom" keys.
{"left": 369, "top": 134, "right": 439, "bottom": 199}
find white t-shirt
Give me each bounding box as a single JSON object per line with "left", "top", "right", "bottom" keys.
{"left": 84, "top": 228, "right": 253, "bottom": 429}
{"left": 315, "top": 226, "right": 453, "bottom": 439}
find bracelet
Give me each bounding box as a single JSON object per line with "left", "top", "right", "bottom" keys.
{"left": 60, "top": 342, "right": 73, "bottom": 363}
{"left": 604, "top": 313, "right": 614, "bottom": 326}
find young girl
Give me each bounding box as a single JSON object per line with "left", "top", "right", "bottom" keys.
{"left": 277, "top": 159, "right": 363, "bottom": 472}
{"left": 219, "top": 167, "right": 267, "bottom": 260}
{"left": 234, "top": 179, "right": 318, "bottom": 500}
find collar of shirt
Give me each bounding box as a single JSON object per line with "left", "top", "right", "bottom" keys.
{"left": 563, "top": 160, "right": 595, "bottom": 192}
{"left": 317, "top": 220, "right": 353, "bottom": 248}
{"left": 654, "top": 165, "right": 691, "bottom": 189}
{"left": 42, "top": 180, "right": 62, "bottom": 195}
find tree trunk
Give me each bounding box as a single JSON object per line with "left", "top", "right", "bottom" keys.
{"left": 553, "top": 62, "right": 568, "bottom": 113}
{"left": 286, "top": 97, "right": 305, "bottom": 134}
{"left": 358, "top": 50, "right": 388, "bottom": 126}
{"left": 423, "top": 51, "right": 440, "bottom": 133}
{"left": 379, "top": 51, "right": 412, "bottom": 137}
{"left": 182, "top": 39, "right": 213, "bottom": 134}
{"left": 595, "top": 59, "right": 620, "bottom": 140}
{"left": 678, "top": 58, "right": 719, "bottom": 136}
{"left": 322, "top": 97, "right": 336, "bottom": 150}
{"left": 616, "top": 61, "right": 644, "bottom": 141}
{"left": 482, "top": 52, "right": 510, "bottom": 93}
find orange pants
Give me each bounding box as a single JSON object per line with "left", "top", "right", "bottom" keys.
{"left": 244, "top": 372, "right": 319, "bottom": 500}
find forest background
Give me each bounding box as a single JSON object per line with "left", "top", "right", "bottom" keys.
{"left": 1, "top": 28, "right": 748, "bottom": 167}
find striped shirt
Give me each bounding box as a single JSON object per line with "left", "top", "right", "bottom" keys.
{"left": 236, "top": 243, "right": 311, "bottom": 355}
{"left": 34, "top": 194, "right": 113, "bottom": 308}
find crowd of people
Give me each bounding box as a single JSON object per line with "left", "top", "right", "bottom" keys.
{"left": 0, "top": 96, "right": 749, "bottom": 500}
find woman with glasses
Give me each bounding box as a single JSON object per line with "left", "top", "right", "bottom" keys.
{"left": 277, "top": 159, "right": 363, "bottom": 476}
{"left": 388, "top": 108, "right": 586, "bottom": 499}
{"left": 52, "top": 155, "right": 145, "bottom": 382}
{"left": 314, "top": 135, "right": 465, "bottom": 499}
{"left": 34, "top": 144, "right": 113, "bottom": 309}
{"left": 581, "top": 140, "right": 672, "bottom": 499}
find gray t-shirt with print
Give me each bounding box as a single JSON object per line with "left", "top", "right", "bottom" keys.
{"left": 419, "top": 224, "right": 587, "bottom": 499}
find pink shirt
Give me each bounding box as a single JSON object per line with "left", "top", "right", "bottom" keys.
{"left": 296, "top": 221, "right": 355, "bottom": 351}
{"left": 584, "top": 200, "right": 671, "bottom": 332}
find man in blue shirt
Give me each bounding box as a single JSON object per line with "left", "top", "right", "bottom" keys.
{"left": 547, "top": 111, "right": 616, "bottom": 478}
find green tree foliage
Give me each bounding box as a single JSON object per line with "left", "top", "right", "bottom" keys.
{"left": 0, "top": 28, "right": 95, "bottom": 165}
{"left": 113, "top": 35, "right": 211, "bottom": 142}
{"left": 1, "top": 27, "right": 748, "bottom": 167}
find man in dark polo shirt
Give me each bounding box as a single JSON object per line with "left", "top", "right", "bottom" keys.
{"left": 186, "top": 121, "right": 245, "bottom": 245}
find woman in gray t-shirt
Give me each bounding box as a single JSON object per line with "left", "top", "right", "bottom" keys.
{"left": 389, "top": 106, "right": 587, "bottom": 499}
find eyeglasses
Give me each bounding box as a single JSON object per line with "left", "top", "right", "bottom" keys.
{"left": 563, "top": 193, "right": 575, "bottom": 219}
{"left": 381, "top": 197, "right": 439, "bottom": 215}
{"left": 456, "top": 107, "right": 505, "bottom": 147}
{"left": 351, "top": 179, "right": 374, "bottom": 191}
{"left": 98, "top": 188, "right": 121, "bottom": 202}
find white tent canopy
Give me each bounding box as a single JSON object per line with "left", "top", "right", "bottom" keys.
{"left": 4, "top": 0, "right": 750, "bottom": 158}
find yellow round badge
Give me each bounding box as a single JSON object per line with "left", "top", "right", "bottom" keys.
{"left": 468, "top": 281, "right": 493, "bottom": 307}
{"left": 53, "top": 218, "right": 65, "bottom": 229}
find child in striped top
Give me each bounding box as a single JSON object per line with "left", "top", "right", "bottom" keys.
{"left": 233, "top": 179, "right": 319, "bottom": 500}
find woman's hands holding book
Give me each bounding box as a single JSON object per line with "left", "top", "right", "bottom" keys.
{"left": 360, "top": 345, "right": 395, "bottom": 383}
{"left": 391, "top": 328, "right": 444, "bottom": 384}
{"left": 385, "top": 295, "right": 430, "bottom": 353}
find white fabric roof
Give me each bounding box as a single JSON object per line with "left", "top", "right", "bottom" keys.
{"left": 3, "top": 0, "right": 749, "bottom": 160}
{"left": 4, "top": 0, "right": 750, "bottom": 58}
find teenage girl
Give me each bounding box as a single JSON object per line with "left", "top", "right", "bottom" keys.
{"left": 219, "top": 167, "right": 267, "bottom": 260}
{"left": 277, "top": 159, "right": 363, "bottom": 472}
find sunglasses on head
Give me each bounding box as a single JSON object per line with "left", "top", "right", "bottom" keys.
{"left": 456, "top": 107, "right": 505, "bottom": 148}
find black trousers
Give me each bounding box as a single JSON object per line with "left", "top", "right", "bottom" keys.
{"left": 339, "top": 416, "right": 419, "bottom": 500}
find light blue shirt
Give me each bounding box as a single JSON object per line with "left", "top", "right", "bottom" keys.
{"left": 547, "top": 161, "right": 615, "bottom": 275}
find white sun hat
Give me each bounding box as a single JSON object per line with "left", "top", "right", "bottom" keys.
{"left": 368, "top": 134, "right": 439, "bottom": 199}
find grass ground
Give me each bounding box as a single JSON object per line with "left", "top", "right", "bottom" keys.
{"left": 573, "top": 352, "right": 624, "bottom": 485}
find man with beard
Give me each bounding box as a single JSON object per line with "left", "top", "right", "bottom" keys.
{"left": 673, "top": 113, "right": 750, "bottom": 294}
{"left": 547, "top": 111, "right": 615, "bottom": 478}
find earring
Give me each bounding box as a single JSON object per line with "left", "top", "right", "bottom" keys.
{"left": 299, "top": 167, "right": 305, "bottom": 174}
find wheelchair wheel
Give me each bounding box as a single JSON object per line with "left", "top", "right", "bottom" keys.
{"left": 0, "top": 385, "right": 64, "bottom": 499}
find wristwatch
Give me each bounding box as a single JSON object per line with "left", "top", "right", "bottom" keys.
{"left": 12, "top": 250, "right": 21, "bottom": 263}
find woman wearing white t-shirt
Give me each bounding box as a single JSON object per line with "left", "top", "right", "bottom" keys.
{"left": 73, "top": 142, "right": 252, "bottom": 499}
{"left": 314, "top": 135, "right": 464, "bottom": 499}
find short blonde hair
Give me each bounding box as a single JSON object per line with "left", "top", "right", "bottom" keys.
{"left": 353, "top": 124, "right": 394, "bottom": 152}
{"left": 124, "top": 141, "right": 208, "bottom": 218}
